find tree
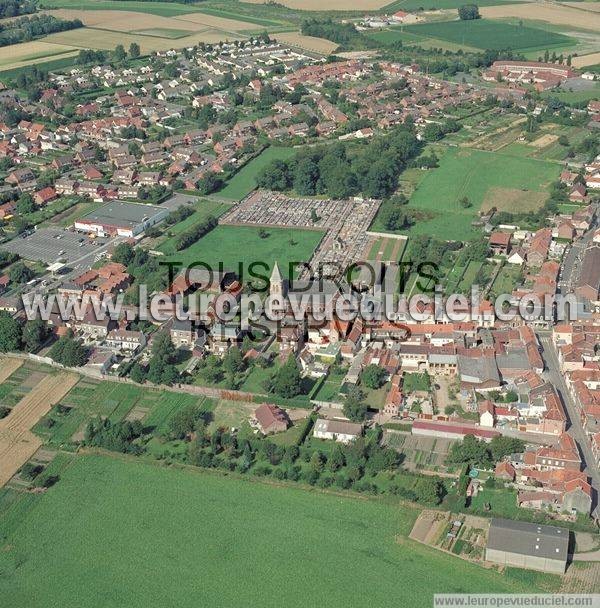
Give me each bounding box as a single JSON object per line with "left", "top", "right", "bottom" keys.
{"left": 271, "top": 355, "right": 302, "bottom": 398}
{"left": 9, "top": 262, "right": 33, "bottom": 284}
{"left": 16, "top": 193, "right": 34, "bottom": 214}
{"left": 446, "top": 434, "right": 492, "bottom": 468}
{"left": 113, "top": 44, "right": 126, "bottom": 62}
{"left": 223, "top": 347, "right": 244, "bottom": 376}
{"left": 361, "top": 364, "right": 387, "bottom": 390}
{"left": 130, "top": 362, "right": 147, "bottom": 383}
{"left": 310, "top": 450, "right": 325, "bottom": 473}
{"left": 458, "top": 4, "right": 480, "bottom": 20}
{"left": 414, "top": 477, "right": 445, "bottom": 505}
{"left": 343, "top": 387, "right": 368, "bottom": 422}
{"left": 129, "top": 42, "right": 140, "bottom": 59}
{"left": 168, "top": 404, "right": 204, "bottom": 440}
{"left": 0, "top": 311, "right": 21, "bottom": 351}
{"left": 111, "top": 242, "right": 134, "bottom": 266}
{"left": 48, "top": 335, "right": 87, "bottom": 367}
{"left": 489, "top": 436, "right": 524, "bottom": 462}
{"left": 22, "top": 318, "right": 48, "bottom": 352}
{"left": 459, "top": 196, "right": 472, "bottom": 209}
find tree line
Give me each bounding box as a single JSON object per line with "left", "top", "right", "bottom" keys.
{"left": 0, "top": 14, "right": 83, "bottom": 48}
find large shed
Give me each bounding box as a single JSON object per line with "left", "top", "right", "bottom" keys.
{"left": 485, "top": 518, "right": 569, "bottom": 574}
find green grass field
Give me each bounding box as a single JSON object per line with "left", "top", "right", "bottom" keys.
{"left": 157, "top": 199, "right": 231, "bottom": 254}
{"left": 165, "top": 224, "right": 324, "bottom": 278}
{"left": 388, "top": 147, "right": 558, "bottom": 241}
{"left": 404, "top": 19, "right": 573, "bottom": 52}
{"left": 0, "top": 454, "right": 549, "bottom": 607}
{"left": 217, "top": 147, "right": 295, "bottom": 201}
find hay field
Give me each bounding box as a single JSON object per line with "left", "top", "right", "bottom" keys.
{"left": 481, "top": 3, "right": 600, "bottom": 31}
{"left": 45, "top": 8, "right": 262, "bottom": 34}
{"left": 43, "top": 27, "right": 244, "bottom": 53}
{"left": 244, "top": 0, "right": 389, "bottom": 8}
{"left": 573, "top": 51, "right": 600, "bottom": 67}
{"left": 0, "top": 372, "right": 78, "bottom": 487}
{"left": 564, "top": 2, "right": 600, "bottom": 12}
{"left": 0, "top": 358, "right": 22, "bottom": 384}
{"left": 274, "top": 31, "right": 339, "bottom": 54}
{"left": 0, "top": 40, "right": 78, "bottom": 68}
{"left": 43, "top": 9, "right": 202, "bottom": 33}
{"left": 480, "top": 186, "right": 548, "bottom": 213}
{"left": 174, "top": 11, "right": 270, "bottom": 32}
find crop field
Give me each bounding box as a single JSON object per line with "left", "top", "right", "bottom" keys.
{"left": 244, "top": 0, "right": 389, "bottom": 9}
{"left": 394, "top": 147, "right": 557, "bottom": 241}
{"left": 404, "top": 19, "right": 573, "bottom": 51}
{"left": 273, "top": 31, "right": 339, "bottom": 54}
{"left": 165, "top": 224, "right": 324, "bottom": 278}
{"left": 481, "top": 3, "right": 600, "bottom": 33}
{"left": 217, "top": 147, "right": 296, "bottom": 201}
{"left": 0, "top": 41, "right": 78, "bottom": 70}
{"left": 0, "top": 371, "right": 78, "bottom": 487}
{"left": 0, "top": 454, "right": 548, "bottom": 607}
{"left": 384, "top": 0, "right": 529, "bottom": 9}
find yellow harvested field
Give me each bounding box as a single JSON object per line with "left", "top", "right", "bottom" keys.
{"left": 274, "top": 31, "right": 339, "bottom": 54}
{"left": 43, "top": 27, "right": 243, "bottom": 53}
{"left": 43, "top": 9, "right": 203, "bottom": 33}
{"left": 530, "top": 134, "right": 558, "bottom": 148}
{"left": 0, "top": 357, "right": 22, "bottom": 384}
{"left": 481, "top": 187, "right": 547, "bottom": 214}
{"left": 0, "top": 371, "right": 79, "bottom": 488}
{"left": 564, "top": 2, "right": 600, "bottom": 12}
{"left": 173, "top": 12, "right": 268, "bottom": 32}
{"left": 244, "top": 0, "right": 388, "bottom": 8}
{"left": 481, "top": 3, "right": 600, "bottom": 31}
{"left": 0, "top": 40, "right": 77, "bottom": 68}
{"left": 572, "top": 51, "right": 600, "bottom": 67}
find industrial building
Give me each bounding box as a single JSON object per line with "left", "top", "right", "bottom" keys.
{"left": 485, "top": 518, "right": 569, "bottom": 574}
{"left": 74, "top": 201, "right": 168, "bottom": 237}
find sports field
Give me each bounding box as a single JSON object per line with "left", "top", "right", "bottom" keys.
{"left": 404, "top": 19, "right": 573, "bottom": 51}
{"left": 394, "top": 148, "right": 557, "bottom": 241}
{"left": 165, "top": 224, "right": 324, "bottom": 278}
{"left": 0, "top": 454, "right": 548, "bottom": 607}
{"left": 218, "top": 147, "right": 296, "bottom": 202}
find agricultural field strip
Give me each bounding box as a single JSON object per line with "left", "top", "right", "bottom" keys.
{"left": 0, "top": 372, "right": 79, "bottom": 487}
{"left": 0, "top": 358, "right": 23, "bottom": 384}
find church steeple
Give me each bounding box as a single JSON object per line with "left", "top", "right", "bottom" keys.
{"left": 270, "top": 262, "right": 283, "bottom": 298}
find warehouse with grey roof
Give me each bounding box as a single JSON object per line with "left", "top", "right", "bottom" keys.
{"left": 485, "top": 518, "right": 569, "bottom": 574}
{"left": 74, "top": 201, "right": 168, "bottom": 237}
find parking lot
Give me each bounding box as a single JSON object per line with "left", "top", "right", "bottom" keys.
{"left": 0, "top": 228, "right": 114, "bottom": 272}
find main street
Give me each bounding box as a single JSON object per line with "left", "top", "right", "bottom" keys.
{"left": 538, "top": 332, "right": 600, "bottom": 518}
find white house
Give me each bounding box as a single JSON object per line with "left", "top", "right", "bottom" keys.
{"left": 313, "top": 418, "right": 362, "bottom": 444}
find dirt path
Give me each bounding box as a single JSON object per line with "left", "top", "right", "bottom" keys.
{"left": 0, "top": 357, "right": 22, "bottom": 384}
{"left": 0, "top": 372, "right": 79, "bottom": 487}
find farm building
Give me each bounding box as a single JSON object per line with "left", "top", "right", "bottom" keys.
{"left": 74, "top": 201, "right": 168, "bottom": 237}
{"left": 485, "top": 518, "right": 569, "bottom": 574}
{"left": 313, "top": 419, "right": 362, "bottom": 444}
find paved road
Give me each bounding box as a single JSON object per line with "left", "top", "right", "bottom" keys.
{"left": 558, "top": 203, "right": 598, "bottom": 295}
{"left": 538, "top": 332, "right": 600, "bottom": 518}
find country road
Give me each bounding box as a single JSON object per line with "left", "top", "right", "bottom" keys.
{"left": 538, "top": 332, "right": 600, "bottom": 518}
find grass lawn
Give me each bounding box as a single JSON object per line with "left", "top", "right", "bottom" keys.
{"left": 403, "top": 372, "right": 431, "bottom": 393}
{"left": 387, "top": 147, "right": 557, "bottom": 241}
{"left": 489, "top": 264, "right": 522, "bottom": 297}
{"left": 217, "top": 147, "right": 295, "bottom": 201}
{"left": 541, "top": 86, "right": 600, "bottom": 105}
{"left": 404, "top": 19, "right": 573, "bottom": 52}
{"left": 157, "top": 199, "right": 231, "bottom": 254}
{"left": 164, "top": 224, "right": 324, "bottom": 278}
{"left": 0, "top": 454, "right": 550, "bottom": 607}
